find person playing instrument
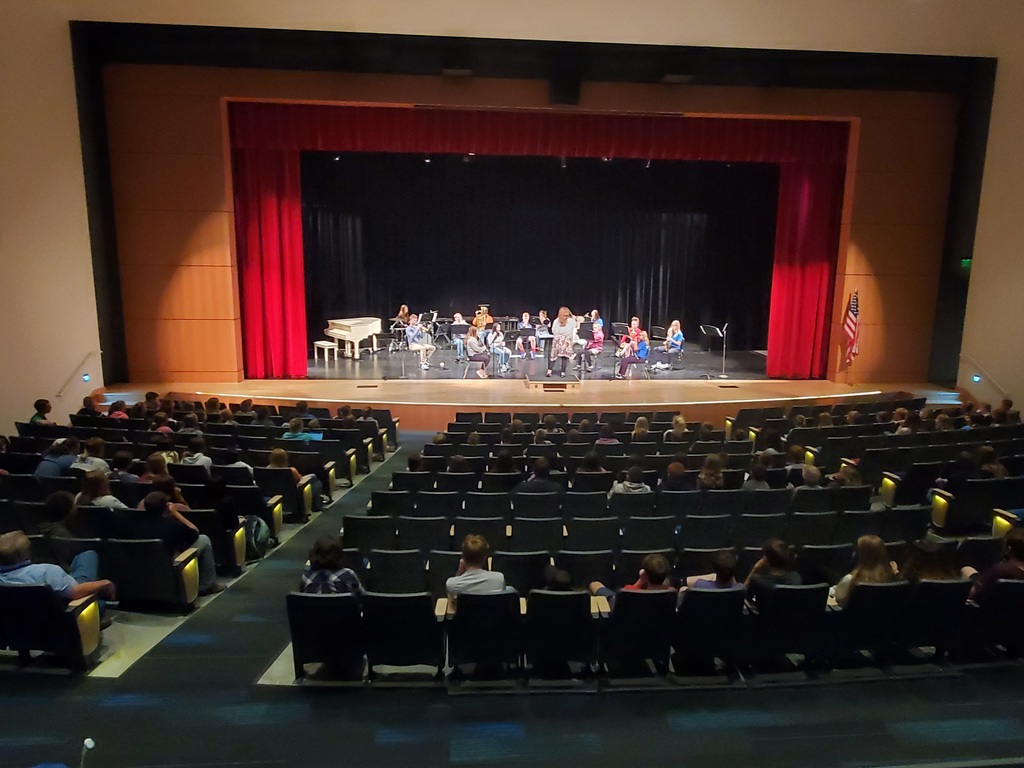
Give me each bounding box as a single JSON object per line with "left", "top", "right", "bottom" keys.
{"left": 394, "top": 304, "right": 410, "bottom": 324}
{"left": 620, "top": 316, "right": 643, "bottom": 348}
{"left": 473, "top": 304, "right": 493, "bottom": 330}
{"left": 451, "top": 312, "right": 468, "bottom": 361}
{"left": 546, "top": 306, "right": 577, "bottom": 378}
{"left": 591, "top": 309, "right": 604, "bottom": 329}
{"left": 404, "top": 313, "right": 436, "bottom": 370}
{"left": 465, "top": 326, "right": 491, "bottom": 379}
{"left": 651, "top": 319, "right": 685, "bottom": 370}
{"left": 515, "top": 312, "right": 538, "bottom": 359}
{"left": 574, "top": 321, "right": 604, "bottom": 372}
{"left": 616, "top": 330, "right": 650, "bottom": 379}
{"left": 489, "top": 322, "right": 511, "bottom": 372}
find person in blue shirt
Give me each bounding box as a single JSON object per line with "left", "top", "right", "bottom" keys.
{"left": 281, "top": 417, "right": 322, "bottom": 442}
{"left": 615, "top": 331, "right": 649, "bottom": 379}
{"left": 651, "top": 319, "right": 685, "bottom": 371}
{"left": 405, "top": 313, "right": 436, "bottom": 370}
{"left": 590, "top": 309, "right": 604, "bottom": 329}
{"left": 33, "top": 438, "right": 80, "bottom": 479}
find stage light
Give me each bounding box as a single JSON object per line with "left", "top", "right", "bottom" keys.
{"left": 972, "top": 374, "right": 982, "bottom": 383}
{"left": 468, "top": 152, "right": 475, "bottom": 156}
{"left": 82, "top": 373, "right": 90, "bottom": 382}
{"left": 601, "top": 156, "right": 610, "bottom": 162}
{"left": 560, "top": 157, "right": 566, "bottom": 169}
{"left": 645, "top": 159, "right": 651, "bottom": 169}
{"left": 333, "top": 155, "right": 340, "bottom": 161}
{"left": 424, "top": 157, "right": 431, "bottom": 164}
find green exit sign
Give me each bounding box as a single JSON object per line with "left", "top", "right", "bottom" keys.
{"left": 961, "top": 258, "right": 973, "bottom": 269}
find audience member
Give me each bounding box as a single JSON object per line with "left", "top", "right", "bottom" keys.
{"left": 107, "top": 400, "right": 129, "bottom": 420}
{"left": 219, "top": 447, "right": 254, "bottom": 478}
{"left": 236, "top": 399, "right": 257, "bottom": 418}
{"left": 181, "top": 437, "right": 213, "bottom": 475}
{"left": 124, "top": 491, "right": 222, "bottom": 595}
{"left": 697, "top": 454, "right": 724, "bottom": 490}
{"left": 900, "top": 539, "right": 960, "bottom": 582}
{"left": 0, "top": 530, "right": 115, "bottom": 624}
{"left": 77, "top": 395, "right": 101, "bottom": 417}
{"left": 595, "top": 425, "right": 620, "bottom": 445}
{"left": 300, "top": 534, "right": 363, "bottom": 598}
{"left": 684, "top": 549, "right": 742, "bottom": 591}
{"left": 978, "top": 445, "right": 1009, "bottom": 479}
{"left": 744, "top": 538, "right": 801, "bottom": 606}
{"left": 282, "top": 417, "right": 321, "bottom": 443}
{"left": 34, "top": 438, "right": 80, "bottom": 479}
{"left": 406, "top": 453, "right": 424, "bottom": 472}
{"left": 663, "top": 415, "right": 688, "bottom": 443}
{"left": 446, "top": 534, "right": 506, "bottom": 598}
{"left": 76, "top": 471, "right": 129, "bottom": 510}
{"left": 514, "top": 457, "right": 561, "bottom": 494}
{"left": 542, "top": 564, "right": 575, "bottom": 591}
{"left": 30, "top": 398, "right": 56, "bottom": 425}
{"left": 140, "top": 452, "right": 171, "bottom": 483}
{"left": 71, "top": 436, "right": 109, "bottom": 474}
{"left": 490, "top": 450, "right": 518, "bottom": 474}
{"left": 794, "top": 465, "right": 823, "bottom": 490}
{"left": 107, "top": 450, "right": 138, "bottom": 484}
{"left": 579, "top": 451, "right": 607, "bottom": 474}
{"left": 832, "top": 535, "right": 899, "bottom": 607}
{"left": 631, "top": 416, "right": 650, "bottom": 442}
{"left": 38, "top": 491, "right": 80, "bottom": 540}
{"left": 963, "top": 528, "right": 1024, "bottom": 605}
{"left": 542, "top": 415, "right": 564, "bottom": 434}
{"left": 448, "top": 455, "right": 471, "bottom": 473}
{"left": 610, "top": 465, "right": 651, "bottom": 496}
{"left": 658, "top": 461, "right": 690, "bottom": 492}
{"left": 589, "top": 552, "right": 674, "bottom": 608}
{"left": 742, "top": 462, "right": 770, "bottom": 490}
{"left": 533, "top": 428, "right": 552, "bottom": 445}
{"left": 154, "top": 435, "right": 180, "bottom": 464}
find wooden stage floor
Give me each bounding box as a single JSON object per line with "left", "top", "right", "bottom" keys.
{"left": 103, "top": 378, "right": 956, "bottom": 431}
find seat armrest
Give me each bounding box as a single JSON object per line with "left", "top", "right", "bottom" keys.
{"left": 839, "top": 457, "right": 857, "bottom": 468}
{"left": 519, "top": 596, "right": 527, "bottom": 615}
{"left": 434, "top": 597, "right": 448, "bottom": 620}
{"left": 266, "top": 495, "right": 284, "bottom": 538}
{"left": 993, "top": 508, "right": 1017, "bottom": 538}
{"left": 173, "top": 547, "right": 199, "bottom": 568}
{"left": 344, "top": 448, "right": 356, "bottom": 484}
{"left": 591, "top": 595, "right": 611, "bottom": 618}
{"left": 173, "top": 547, "right": 200, "bottom": 605}
{"left": 66, "top": 594, "right": 100, "bottom": 660}
{"left": 880, "top": 472, "right": 901, "bottom": 508}
{"left": 931, "top": 488, "right": 954, "bottom": 529}
{"left": 323, "top": 460, "right": 337, "bottom": 494}
{"left": 805, "top": 446, "right": 821, "bottom": 466}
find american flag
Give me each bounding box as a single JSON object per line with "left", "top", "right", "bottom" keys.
{"left": 844, "top": 291, "right": 860, "bottom": 365}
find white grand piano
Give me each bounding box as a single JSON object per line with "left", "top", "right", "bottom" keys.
{"left": 324, "top": 317, "right": 382, "bottom": 360}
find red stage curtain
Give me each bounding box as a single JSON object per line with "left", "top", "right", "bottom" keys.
{"left": 229, "top": 102, "right": 849, "bottom": 379}
{"left": 232, "top": 149, "right": 307, "bottom": 378}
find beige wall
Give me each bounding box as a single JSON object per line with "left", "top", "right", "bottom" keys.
{"left": 1, "top": 0, "right": 1021, "bottom": 431}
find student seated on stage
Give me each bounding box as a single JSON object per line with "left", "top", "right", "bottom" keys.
{"left": 595, "top": 425, "right": 621, "bottom": 445}
{"left": 589, "top": 552, "right": 674, "bottom": 607}
{"left": 301, "top": 534, "right": 363, "bottom": 598}
{"left": 489, "top": 322, "right": 511, "bottom": 372}
{"left": 683, "top": 549, "right": 743, "bottom": 592}
{"left": 465, "top": 326, "right": 491, "bottom": 379}
{"left": 514, "top": 457, "right": 562, "bottom": 494}
{"left": 515, "top": 312, "right": 538, "bottom": 359}
{"left": 451, "top": 312, "right": 468, "bottom": 361}
{"left": 574, "top": 322, "right": 604, "bottom": 372}
{"left": 446, "top": 534, "right": 507, "bottom": 599}
{"left": 650, "top": 319, "right": 684, "bottom": 370}
{"left": 615, "top": 331, "right": 650, "bottom": 379}
{"left": 744, "top": 538, "right": 801, "bottom": 607}
{"left": 405, "top": 313, "right": 436, "bottom": 370}
{"left": 610, "top": 465, "right": 652, "bottom": 497}
{"left": 590, "top": 309, "right": 604, "bottom": 329}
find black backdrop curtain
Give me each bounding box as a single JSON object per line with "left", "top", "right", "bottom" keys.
{"left": 301, "top": 152, "right": 776, "bottom": 350}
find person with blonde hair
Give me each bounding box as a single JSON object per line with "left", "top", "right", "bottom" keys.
{"left": 832, "top": 535, "right": 899, "bottom": 607}
{"left": 664, "top": 414, "right": 688, "bottom": 443}
{"left": 632, "top": 416, "right": 650, "bottom": 442}
{"left": 545, "top": 306, "right": 577, "bottom": 378}
{"left": 651, "top": 319, "right": 684, "bottom": 370}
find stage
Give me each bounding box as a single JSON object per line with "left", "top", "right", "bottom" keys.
{"left": 101, "top": 377, "right": 956, "bottom": 432}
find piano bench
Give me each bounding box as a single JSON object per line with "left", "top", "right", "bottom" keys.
{"left": 314, "top": 340, "right": 339, "bottom": 364}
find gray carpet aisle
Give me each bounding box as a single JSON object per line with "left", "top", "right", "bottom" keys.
{"left": 4, "top": 433, "right": 1024, "bottom": 768}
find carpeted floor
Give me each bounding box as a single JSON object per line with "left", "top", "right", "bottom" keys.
{"left": 4, "top": 434, "right": 1024, "bottom": 768}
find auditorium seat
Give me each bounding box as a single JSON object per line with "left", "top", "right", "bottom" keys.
{"left": 254, "top": 467, "right": 312, "bottom": 523}
{"left": 555, "top": 550, "right": 615, "bottom": 589}
{"left": 513, "top": 493, "right": 561, "bottom": 518}
{"left": 481, "top": 472, "right": 523, "bottom": 493}
{"left": 104, "top": 539, "right": 199, "bottom": 612}
{"left": 366, "top": 549, "right": 428, "bottom": 594}
{"left": 796, "top": 543, "right": 854, "bottom": 586}
{"left": 673, "top": 586, "right": 746, "bottom": 672}
{"left": 790, "top": 487, "right": 831, "bottom": 513}
{"left": 829, "top": 581, "right": 913, "bottom": 664}
{"left": 572, "top": 471, "right": 615, "bottom": 493}
{"left": 957, "top": 535, "right": 1005, "bottom": 572}
{"left": 1, "top": 474, "right": 46, "bottom": 502}
{"left": 786, "top": 511, "right": 839, "bottom": 546}
{"left": 564, "top": 517, "right": 619, "bottom": 551}
{"left": 342, "top": 515, "right": 396, "bottom": 555}
{"left": 748, "top": 487, "right": 794, "bottom": 515}
{"left": 211, "top": 464, "right": 255, "bottom": 486}
{"left": 600, "top": 589, "right": 676, "bottom": 674}
{"left": 363, "top": 592, "right": 444, "bottom": 678}
{"left": 735, "top": 513, "right": 787, "bottom": 548}
{"left": 396, "top": 516, "right": 450, "bottom": 553}
{"left": 435, "top": 472, "right": 479, "bottom": 494}
{"left": 621, "top": 516, "right": 675, "bottom": 551}
{"left": 448, "top": 590, "right": 522, "bottom": 672}
{"left": 491, "top": 550, "right": 550, "bottom": 594}
{"left": 463, "top": 491, "right": 512, "bottom": 519}
{"left": 677, "top": 514, "right": 732, "bottom": 549}
{"left": 831, "top": 484, "right": 872, "bottom": 513}
{"left": 369, "top": 490, "right": 415, "bottom": 518}
{"left": 0, "top": 584, "right": 101, "bottom": 670}
{"left": 750, "top": 583, "right": 829, "bottom": 665}
{"left": 453, "top": 516, "right": 507, "bottom": 550}
{"left": 168, "top": 463, "right": 212, "bottom": 485}
{"left": 877, "top": 504, "right": 931, "bottom": 543}
{"left": 832, "top": 509, "right": 881, "bottom": 544}
{"left": 414, "top": 491, "right": 463, "bottom": 521}
{"left": 390, "top": 470, "right": 434, "bottom": 493}
{"left": 509, "top": 517, "right": 563, "bottom": 554}
{"left": 609, "top": 492, "right": 656, "bottom": 521}
{"left": 561, "top": 492, "right": 608, "bottom": 519}
{"left": 180, "top": 508, "right": 245, "bottom": 575}
{"left": 674, "top": 547, "right": 721, "bottom": 579}
{"left": 287, "top": 592, "right": 364, "bottom": 681}
{"left": 656, "top": 490, "right": 703, "bottom": 520}
{"left": 701, "top": 489, "right": 748, "bottom": 516}
{"left": 898, "top": 579, "right": 972, "bottom": 658}
{"left": 967, "top": 579, "right": 1024, "bottom": 657}
{"left": 427, "top": 550, "right": 462, "bottom": 599}
{"left": 229, "top": 485, "right": 283, "bottom": 543}
{"left": 525, "top": 589, "right": 598, "bottom": 675}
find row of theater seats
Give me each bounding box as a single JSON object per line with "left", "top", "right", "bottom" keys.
{"left": 343, "top": 507, "right": 946, "bottom": 555}
{"left": 327, "top": 538, "right": 1006, "bottom": 598}
{"left": 288, "top": 578, "right": 1024, "bottom": 682}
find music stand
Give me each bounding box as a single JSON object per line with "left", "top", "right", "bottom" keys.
{"left": 516, "top": 326, "right": 537, "bottom": 359}
{"left": 700, "top": 323, "right": 729, "bottom": 379}
{"left": 450, "top": 322, "right": 470, "bottom": 363}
